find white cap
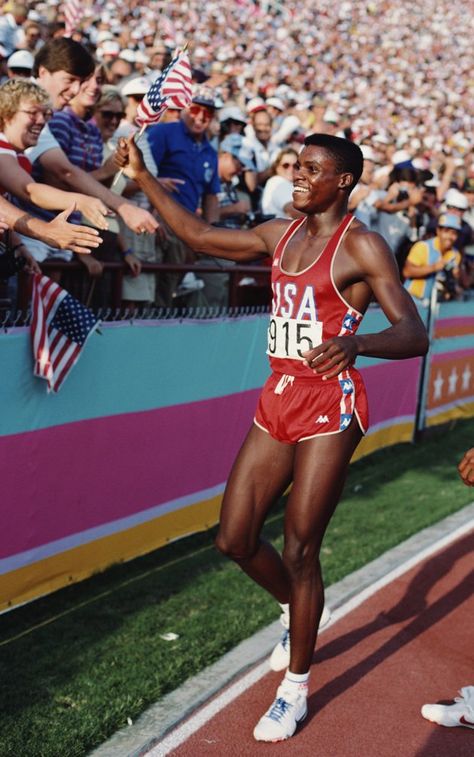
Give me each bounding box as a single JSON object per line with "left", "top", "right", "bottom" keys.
{"left": 96, "top": 31, "right": 114, "bottom": 44}
{"left": 98, "top": 40, "right": 120, "bottom": 57}
{"left": 120, "top": 76, "right": 150, "bottom": 97}
{"left": 323, "top": 108, "right": 338, "bottom": 124}
{"left": 444, "top": 187, "right": 468, "bottom": 210}
{"left": 246, "top": 96, "right": 266, "bottom": 114}
{"left": 266, "top": 96, "right": 285, "bottom": 111}
{"left": 218, "top": 106, "right": 247, "bottom": 124}
{"left": 391, "top": 149, "right": 412, "bottom": 166}
{"left": 119, "top": 49, "right": 136, "bottom": 63}
{"left": 360, "top": 145, "right": 379, "bottom": 163}
{"left": 7, "top": 50, "right": 34, "bottom": 70}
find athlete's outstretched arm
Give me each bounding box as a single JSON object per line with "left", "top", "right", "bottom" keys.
{"left": 115, "top": 136, "right": 270, "bottom": 262}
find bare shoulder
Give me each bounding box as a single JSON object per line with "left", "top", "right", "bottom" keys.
{"left": 254, "top": 217, "right": 297, "bottom": 253}
{"left": 343, "top": 218, "right": 395, "bottom": 270}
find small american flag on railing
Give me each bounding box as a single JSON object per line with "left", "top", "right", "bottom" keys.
{"left": 63, "top": 0, "right": 83, "bottom": 37}
{"left": 135, "top": 49, "right": 193, "bottom": 127}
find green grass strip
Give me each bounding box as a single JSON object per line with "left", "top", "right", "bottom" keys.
{"left": 0, "top": 418, "right": 472, "bottom": 757}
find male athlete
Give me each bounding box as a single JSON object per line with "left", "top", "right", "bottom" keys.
{"left": 116, "top": 133, "right": 429, "bottom": 742}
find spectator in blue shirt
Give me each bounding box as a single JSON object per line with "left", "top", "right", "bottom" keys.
{"left": 146, "top": 85, "right": 221, "bottom": 305}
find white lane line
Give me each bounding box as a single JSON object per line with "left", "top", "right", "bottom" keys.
{"left": 148, "top": 518, "right": 473, "bottom": 756}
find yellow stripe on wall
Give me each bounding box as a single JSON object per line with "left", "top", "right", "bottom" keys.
{"left": 0, "top": 494, "right": 222, "bottom": 612}
{"left": 352, "top": 422, "right": 415, "bottom": 461}
{"left": 426, "top": 401, "right": 474, "bottom": 428}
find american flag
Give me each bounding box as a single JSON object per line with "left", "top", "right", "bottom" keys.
{"left": 31, "top": 274, "right": 99, "bottom": 393}
{"left": 63, "top": 0, "right": 83, "bottom": 37}
{"left": 135, "top": 49, "right": 193, "bottom": 127}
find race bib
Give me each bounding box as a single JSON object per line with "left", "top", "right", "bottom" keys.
{"left": 266, "top": 316, "right": 322, "bottom": 360}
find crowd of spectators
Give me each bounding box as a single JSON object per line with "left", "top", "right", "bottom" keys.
{"left": 0, "top": 0, "right": 473, "bottom": 311}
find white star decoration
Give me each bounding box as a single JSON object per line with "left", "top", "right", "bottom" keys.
{"left": 432, "top": 363, "right": 472, "bottom": 400}
{"left": 448, "top": 367, "right": 458, "bottom": 394}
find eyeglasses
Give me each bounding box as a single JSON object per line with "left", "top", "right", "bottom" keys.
{"left": 99, "top": 110, "right": 125, "bottom": 121}
{"left": 188, "top": 105, "right": 213, "bottom": 122}
{"left": 18, "top": 108, "right": 53, "bottom": 122}
{"left": 280, "top": 162, "right": 297, "bottom": 169}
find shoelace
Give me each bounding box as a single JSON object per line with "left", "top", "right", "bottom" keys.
{"left": 267, "top": 697, "right": 293, "bottom": 723}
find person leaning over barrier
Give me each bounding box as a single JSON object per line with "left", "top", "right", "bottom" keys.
{"left": 115, "top": 132, "right": 429, "bottom": 743}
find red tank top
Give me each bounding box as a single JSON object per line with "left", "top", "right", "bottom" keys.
{"left": 267, "top": 214, "right": 363, "bottom": 377}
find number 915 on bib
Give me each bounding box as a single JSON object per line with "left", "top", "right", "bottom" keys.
{"left": 267, "top": 316, "right": 323, "bottom": 360}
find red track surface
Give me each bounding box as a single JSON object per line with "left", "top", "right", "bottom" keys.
{"left": 168, "top": 531, "right": 473, "bottom": 756}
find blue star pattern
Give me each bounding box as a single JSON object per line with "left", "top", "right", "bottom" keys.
{"left": 50, "top": 294, "right": 98, "bottom": 345}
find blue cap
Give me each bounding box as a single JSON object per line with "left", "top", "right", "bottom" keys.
{"left": 220, "top": 134, "right": 256, "bottom": 171}
{"left": 437, "top": 213, "right": 461, "bottom": 231}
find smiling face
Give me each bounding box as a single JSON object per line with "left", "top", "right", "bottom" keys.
{"left": 72, "top": 65, "right": 106, "bottom": 111}
{"left": 292, "top": 145, "right": 354, "bottom": 213}
{"left": 3, "top": 97, "right": 52, "bottom": 150}
{"left": 37, "top": 66, "right": 82, "bottom": 109}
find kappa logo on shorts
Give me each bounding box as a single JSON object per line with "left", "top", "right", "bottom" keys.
{"left": 316, "top": 415, "right": 329, "bottom": 423}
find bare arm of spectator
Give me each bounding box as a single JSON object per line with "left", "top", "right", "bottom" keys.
{"left": 0, "top": 152, "right": 110, "bottom": 230}
{"left": 0, "top": 194, "right": 102, "bottom": 253}
{"left": 436, "top": 156, "right": 457, "bottom": 203}
{"left": 37, "top": 147, "right": 159, "bottom": 234}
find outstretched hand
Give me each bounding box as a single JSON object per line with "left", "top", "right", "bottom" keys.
{"left": 116, "top": 136, "right": 147, "bottom": 181}
{"left": 458, "top": 448, "right": 474, "bottom": 486}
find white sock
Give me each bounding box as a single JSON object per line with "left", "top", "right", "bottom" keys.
{"left": 279, "top": 602, "right": 290, "bottom": 627}
{"left": 284, "top": 670, "right": 309, "bottom": 695}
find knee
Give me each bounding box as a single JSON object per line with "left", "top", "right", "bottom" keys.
{"left": 282, "top": 538, "right": 321, "bottom": 580}
{"left": 215, "top": 531, "right": 257, "bottom": 562}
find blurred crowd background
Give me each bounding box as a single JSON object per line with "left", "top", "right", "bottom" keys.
{"left": 0, "top": 0, "right": 473, "bottom": 312}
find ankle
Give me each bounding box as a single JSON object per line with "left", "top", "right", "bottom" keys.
{"left": 284, "top": 670, "right": 309, "bottom": 695}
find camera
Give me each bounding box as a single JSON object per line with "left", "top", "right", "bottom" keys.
{"left": 0, "top": 252, "right": 26, "bottom": 279}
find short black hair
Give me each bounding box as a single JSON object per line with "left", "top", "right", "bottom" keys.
{"left": 33, "top": 38, "right": 95, "bottom": 79}
{"left": 303, "top": 133, "right": 363, "bottom": 190}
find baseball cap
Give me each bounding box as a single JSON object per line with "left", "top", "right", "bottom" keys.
{"left": 192, "top": 85, "right": 221, "bottom": 109}
{"left": 444, "top": 187, "right": 468, "bottom": 210}
{"left": 220, "top": 134, "right": 256, "bottom": 171}
{"left": 246, "top": 96, "right": 266, "bottom": 114}
{"left": 266, "top": 96, "right": 285, "bottom": 111}
{"left": 392, "top": 150, "right": 413, "bottom": 168}
{"left": 7, "top": 50, "right": 34, "bottom": 70}
{"left": 121, "top": 76, "right": 150, "bottom": 97}
{"left": 218, "top": 106, "right": 246, "bottom": 124}
{"left": 360, "top": 145, "right": 379, "bottom": 163}
{"left": 437, "top": 213, "right": 461, "bottom": 231}
{"left": 323, "top": 108, "right": 338, "bottom": 124}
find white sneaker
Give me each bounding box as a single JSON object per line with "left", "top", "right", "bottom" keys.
{"left": 421, "top": 686, "right": 474, "bottom": 729}
{"left": 269, "top": 606, "right": 332, "bottom": 672}
{"left": 253, "top": 683, "right": 308, "bottom": 742}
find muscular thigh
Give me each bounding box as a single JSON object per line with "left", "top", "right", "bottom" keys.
{"left": 284, "top": 419, "right": 362, "bottom": 551}
{"left": 218, "top": 424, "right": 295, "bottom": 551}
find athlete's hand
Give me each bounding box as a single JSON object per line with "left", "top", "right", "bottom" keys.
{"left": 458, "top": 448, "right": 474, "bottom": 486}
{"left": 116, "top": 136, "right": 147, "bottom": 181}
{"left": 302, "top": 336, "right": 359, "bottom": 379}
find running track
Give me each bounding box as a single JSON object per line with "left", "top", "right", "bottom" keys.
{"left": 90, "top": 509, "right": 473, "bottom": 757}
{"left": 151, "top": 526, "right": 473, "bottom": 756}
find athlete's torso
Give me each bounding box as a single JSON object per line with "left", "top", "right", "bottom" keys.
{"left": 267, "top": 214, "right": 364, "bottom": 377}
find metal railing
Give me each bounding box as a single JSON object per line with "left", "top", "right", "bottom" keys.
{"left": 1, "top": 259, "right": 272, "bottom": 325}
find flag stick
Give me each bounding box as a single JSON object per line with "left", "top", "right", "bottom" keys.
{"left": 111, "top": 42, "right": 188, "bottom": 189}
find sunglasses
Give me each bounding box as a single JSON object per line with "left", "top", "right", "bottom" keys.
{"left": 99, "top": 110, "right": 125, "bottom": 120}
{"left": 188, "top": 105, "right": 213, "bottom": 122}
{"left": 280, "top": 162, "right": 297, "bottom": 169}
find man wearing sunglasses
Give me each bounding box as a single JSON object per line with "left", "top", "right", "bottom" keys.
{"left": 146, "top": 85, "right": 221, "bottom": 305}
